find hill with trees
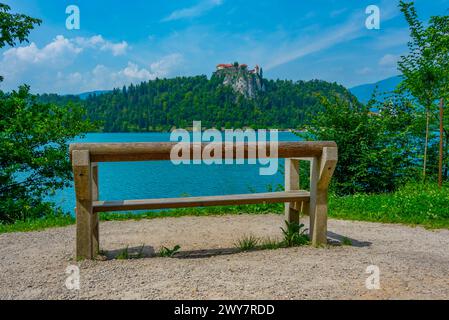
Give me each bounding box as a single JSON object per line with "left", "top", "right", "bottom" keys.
{"left": 38, "top": 75, "right": 358, "bottom": 132}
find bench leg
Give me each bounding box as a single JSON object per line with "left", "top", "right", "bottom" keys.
{"left": 91, "top": 163, "right": 100, "bottom": 256}
{"left": 73, "top": 150, "right": 95, "bottom": 260}
{"left": 285, "top": 158, "right": 300, "bottom": 224}
{"left": 309, "top": 147, "right": 338, "bottom": 246}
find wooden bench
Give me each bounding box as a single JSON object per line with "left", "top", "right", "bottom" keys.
{"left": 70, "top": 141, "right": 338, "bottom": 259}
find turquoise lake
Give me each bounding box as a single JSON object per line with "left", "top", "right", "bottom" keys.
{"left": 54, "top": 132, "right": 301, "bottom": 214}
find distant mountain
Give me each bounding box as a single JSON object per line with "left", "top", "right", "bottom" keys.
{"left": 78, "top": 90, "right": 110, "bottom": 100}
{"left": 350, "top": 75, "right": 402, "bottom": 103}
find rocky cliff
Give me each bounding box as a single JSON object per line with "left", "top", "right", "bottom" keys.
{"left": 212, "top": 63, "right": 264, "bottom": 99}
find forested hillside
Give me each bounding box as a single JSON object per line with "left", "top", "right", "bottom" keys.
{"left": 38, "top": 75, "right": 359, "bottom": 132}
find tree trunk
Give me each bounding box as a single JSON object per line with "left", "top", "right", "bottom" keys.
{"left": 445, "top": 132, "right": 449, "bottom": 180}
{"left": 423, "top": 109, "right": 430, "bottom": 182}
{"left": 439, "top": 98, "right": 444, "bottom": 188}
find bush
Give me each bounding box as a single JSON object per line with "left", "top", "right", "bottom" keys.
{"left": 0, "top": 86, "right": 95, "bottom": 223}
{"left": 300, "top": 94, "right": 423, "bottom": 194}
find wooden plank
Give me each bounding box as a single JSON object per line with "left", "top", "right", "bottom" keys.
{"left": 93, "top": 191, "right": 310, "bottom": 213}
{"left": 91, "top": 163, "right": 99, "bottom": 256}
{"left": 284, "top": 158, "right": 300, "bottom": 224}
{"left": 309, "top": 157, "right": 320, "bottom": 245}
{"left": 70, "top": 141, "right": 337, "bottom": 163}
{"left": 309, "top": 147, "right": 338, "bottom": 246}
{"left": 72, "top": 150, "right": 94, "bottom": 260}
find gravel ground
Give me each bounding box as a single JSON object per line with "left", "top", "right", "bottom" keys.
{"left": 0, "top": 214, "right": 448, "bottom": 300}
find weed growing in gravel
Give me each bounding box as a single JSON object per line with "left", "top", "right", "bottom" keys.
{"left": 135, "top": 244, "right": 145, "bottom": 259}
{"left": 158, "top": 245, "right": 181, "bottom": 257}
{"left": 235, "top": 221, "right": 310, "bottom": 252}
{"left": 259, "top": 237, "right": 282, "bottom": 250}
{"left": 280, "top": 221, "right": 309, "bottom": 247}
{"left": 235, "top": 235, "right": 259, "bottom": 251}
{"left": 116, "top": 246, "right": 130, "bottom": 260}
{"left": 115, "top": 244, "right": 146, "bottom": 260}
{"left": 341, "top": 237, "right": 352, "bottom": 246}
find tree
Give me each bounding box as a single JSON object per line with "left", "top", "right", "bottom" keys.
{"left": 0, "top": 4, "right": 95, "bottom": 223}
{"left": 0, "top": 87, "right": 95, "bottom": 222}
{"left": 426, "top": 14, "right": 449, "bottom": 186}
{"left": 398, "top": 1, "right": 448, "bottom": 183}
{"left": 300, "top": 94, "right": 421, "bottom": 194}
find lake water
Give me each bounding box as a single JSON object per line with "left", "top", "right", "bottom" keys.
{"left": 53, "top": 132, "right": 301, "bottom": 214}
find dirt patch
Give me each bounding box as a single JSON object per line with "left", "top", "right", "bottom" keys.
{"left": 0, "top": 214, "right": 448, "bottom": 300}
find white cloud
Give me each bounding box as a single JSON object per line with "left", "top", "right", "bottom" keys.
{"left": 162, "top": 0, "right": 223, "bottom": 22}
{"left": 379, "top": 54, "right": 399, "bottom": 67}
{"left": 0, "top": 34, "right": 131, "bottom": 92}
{"left": 47, "top": 54, "right": 184, "bottom": 93}
{"left": 74, "top": 35, "right": 128, "bottom": 56}
{"left": 149, "top": 53, "right": 183, "bottom": 77}
{"left": 120, "top": 62, "right": 153, "bottom": 80}
{"left": 3, "top": 35, "right": 82, "bottom": 66}
{"left": 1, "top": 34, "right": 128, "bottom": 74}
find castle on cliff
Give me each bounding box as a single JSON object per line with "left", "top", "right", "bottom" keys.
{"left": 213, "top": 62, "right": 264, "bottom": 99}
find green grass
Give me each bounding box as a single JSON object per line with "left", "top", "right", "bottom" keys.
{"left": 0, "top": 183, "right": 447, "bottom": 234}
{"left": 280, "top": 221, "right": 309, "bottom": 246}
{"left": 259, "top": 237, "right": 282, "bottom": 250}
{"left": 341, "top": 237, "right": 353, "bottom": 246}
{"left": 0, "top": 214, "right": 75, "bottom": 234}
{"left": 0, "top": 203, "right": 282, "bottom": 234}
{"left": 114, "top": 244, "right": 146, "bottom": 260}
{"left": 328, "top": 183, "right": 449, "bottom": 229}
{"left": 235, "top": 221, "right": 310, "bottom": 252}
{"left": 158, "top": 245, "right": 181, "bottom": 257}
{"left": 116, "top": 246, "right": 130, "bottom": 260}
{"left": 235, "top": 235, "right": 259, "bottom": 251}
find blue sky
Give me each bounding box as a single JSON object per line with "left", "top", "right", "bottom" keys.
{"left": 0, "top": 0, "right": 448, "bottom": 94}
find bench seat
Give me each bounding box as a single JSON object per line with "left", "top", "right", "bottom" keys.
{"left": 93, "top": 191, "right": 310, "bottom": 213}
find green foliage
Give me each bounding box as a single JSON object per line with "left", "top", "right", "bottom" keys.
{"left": 116, "top": 246, "right": 130, "bottom": 260}
{"left": 329, "top": 182, "right": 449, "bottom": 229}
{"left": 0, "top": 4, "right": 95, "bottom": 224}
{"left": 0, "top": 3, "right": 41, "bottom": 48}
{"left": 280, "top": 220, "right": 309, "bottom": 247}
{"left": 0, "top": 212, "right": 74, "bottom": 233}
{"left": 158, "top": 245, "right": 181, "bottom": 257}
{"left": 235, "top": 235, "right": 259, "bottom": 251}
{"left": 38, "top": 76, "right": 357, "bottom": 132}
{"left": 258, "top": 237, "right": 282, "bottom": 250}
{"left": 0, "top": 3, "right": 41, "bottom": 82}
{"left": 300, "top": 94, "right": 423, "bottom": 194}
{"left": 0, "top": 86, "right": 95, "bottom": 223}
{"left": 341, "top": 237, "right": 352, "bottom": 246}
{"left": 398, "top": 1, "right": 447, "bottom": 106}
{"left": 116, "top": 244, "right": 145, "bottom": 260}
{"left": 398, "top": 1, "right": 449, "bottom": 181}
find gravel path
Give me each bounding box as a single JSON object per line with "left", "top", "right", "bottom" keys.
{"left": 0, "top": 214, "right": 448, "bottom": 300}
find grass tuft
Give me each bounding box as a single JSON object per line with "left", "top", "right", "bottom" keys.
{"left": 158, "top": 245, "right": 181, "bottom": 257}
{"left": 235, "top": 235, "right": 259, "bottom": 251}
{"left": 280, "top": 221, "right": 309, "bottom": 247}
{"left": 341, "top": 237, "right": 352, "bottom": 246}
